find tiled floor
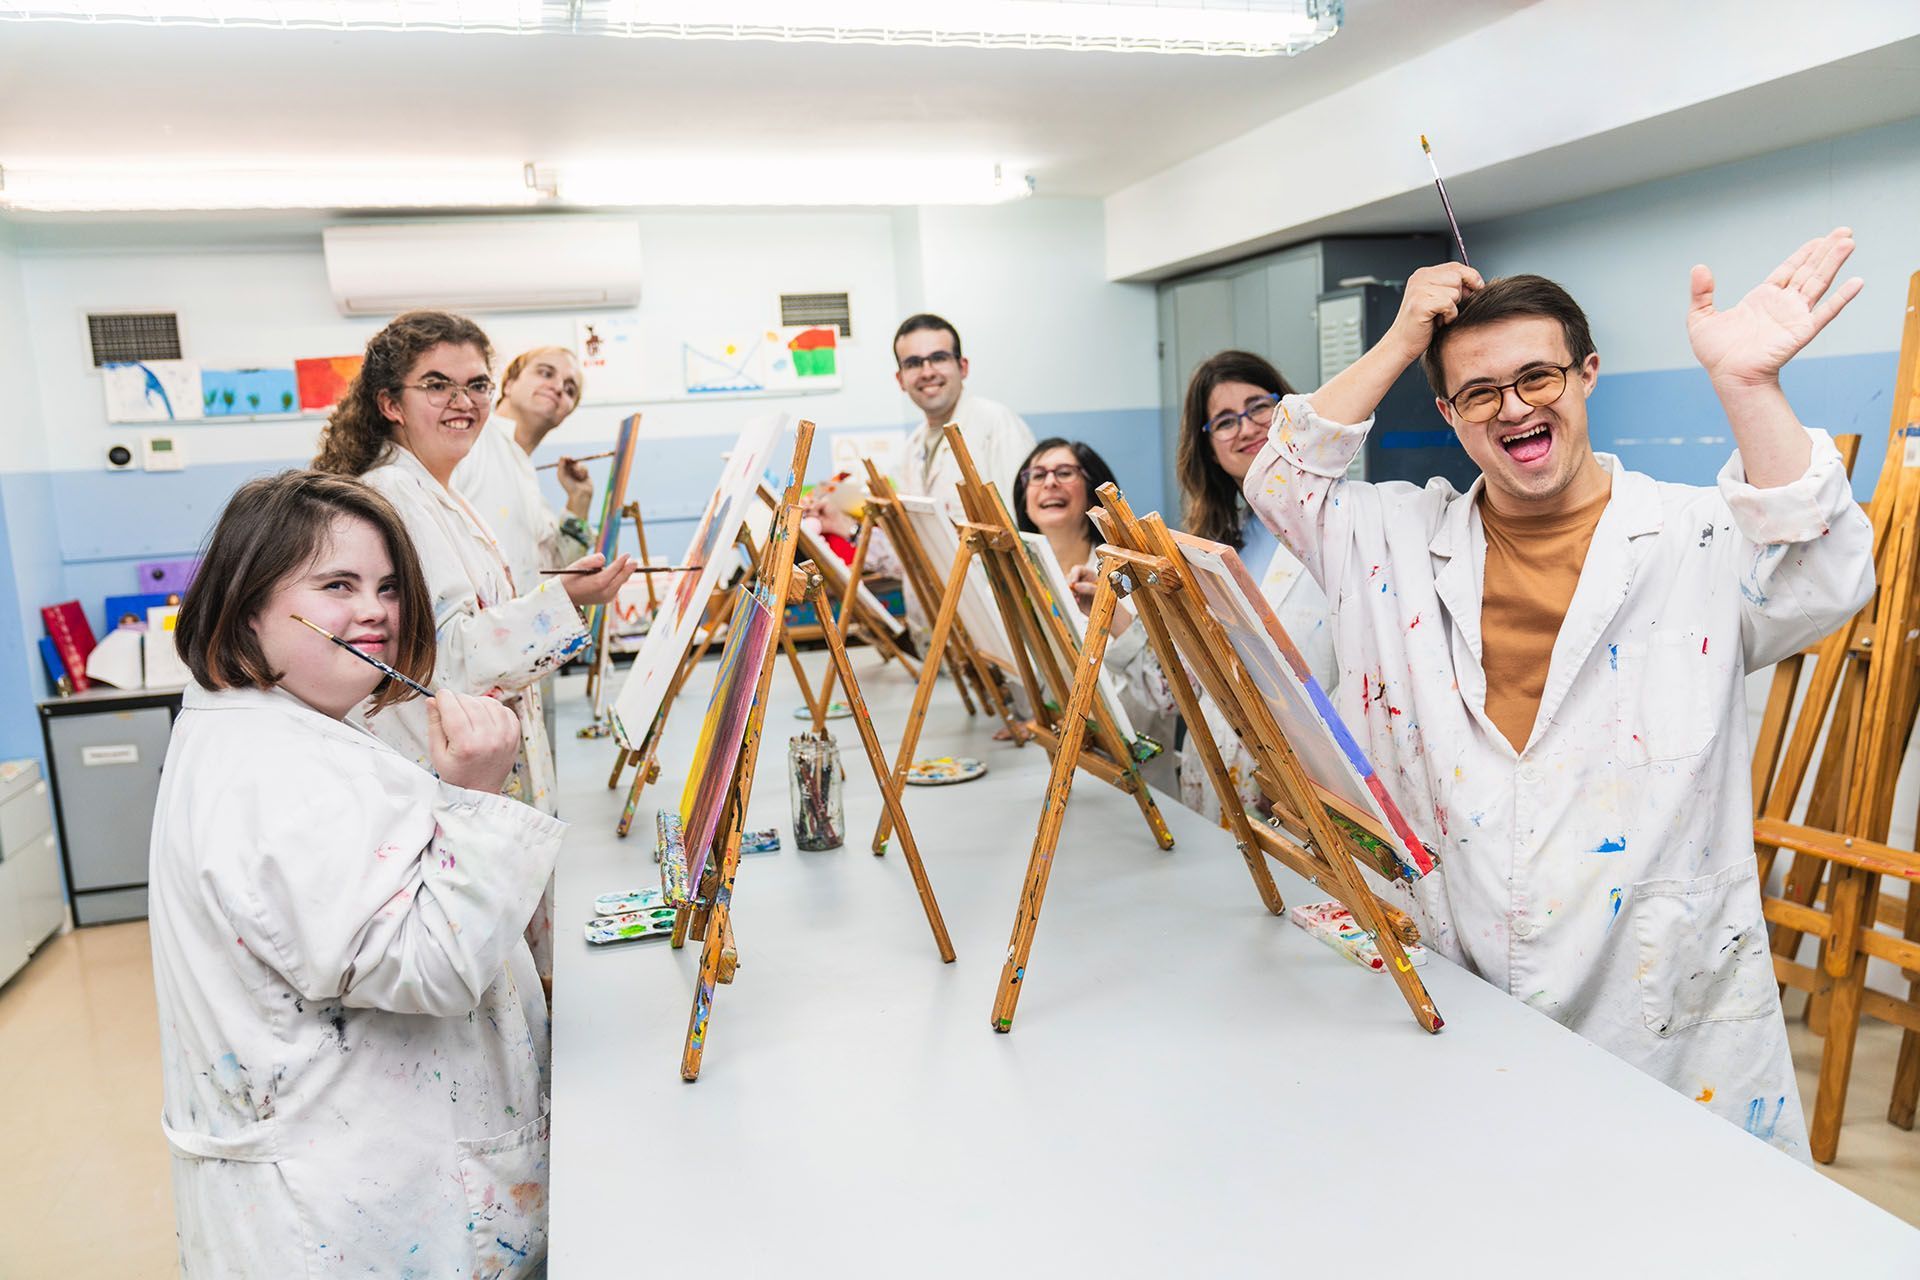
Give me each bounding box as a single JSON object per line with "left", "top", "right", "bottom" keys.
{"left": 2, "top": 921, "right": 1916, "bottom": 1277}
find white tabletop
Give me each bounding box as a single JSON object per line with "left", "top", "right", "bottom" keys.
{"left": 546, "top": 661, "right": 1920, "bottom": 1278}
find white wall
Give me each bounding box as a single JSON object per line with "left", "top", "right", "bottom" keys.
{"left": 7, "top": 198, "right": 1160, "bottom": 476}
{"left": 1470, "top": 114, "right": 1920, "bottom": 375}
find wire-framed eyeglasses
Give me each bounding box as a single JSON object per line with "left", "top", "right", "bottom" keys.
{"left": 898, "top": 350, "right": 957, "bottom": 373}
{"left": 405, "top": 377, "right": 496, "bottom": 408}
{"left": 1447, "top": 362, "right": 1576, "bottom": 423}
{"left": 1020, "top": 463, "right": 1086, "bottom": 487}
{"left": 1203, "top": 393, "right": 1280, "bottom": 439}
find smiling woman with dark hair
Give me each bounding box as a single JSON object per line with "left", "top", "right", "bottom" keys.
{"left": 1164, "top": 349, "right": 1337, "bottom": 823}
{"left": 315, "top": 309, "right": 637, "bottom": 988}
{"left": 1011, "top": 436, "right": 1177, "bottom": 787}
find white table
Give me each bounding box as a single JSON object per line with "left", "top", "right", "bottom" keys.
{"left": 547, "top": 661, "right": 1920, "bottom": 1278}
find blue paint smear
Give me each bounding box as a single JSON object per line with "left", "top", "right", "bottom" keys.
{"left": 1745, "top": 1095, "right": 1786, "bottom": 1140}
{"left": 1591, "top": 835, "right": 1627, "bottom": 853}
{"left": 1302, "top": 675, "right": 1375, "bottom": 781}
{"left": 1607, "top": 643, "right": 1618, "bottom": 670}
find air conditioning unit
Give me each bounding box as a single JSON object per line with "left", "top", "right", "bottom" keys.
{"left": 322, "top": 218, "right": 642, "bottom": 316}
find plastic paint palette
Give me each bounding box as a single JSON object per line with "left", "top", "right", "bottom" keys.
{"left": 1287, "top": 899, "right": 1428, "bottom": 973}
{"left": 904, "top": 756, "right": 988, "bottom": 786}
{"left": 593, "top": 887, "right": 667, "bottom": 917}
{"left": 793, "top": 701, "right": 855, "bottom": 720}
{"left": 584, "top": 907, "right": 679, "bottom": 945}
{"left": 740, "top": 827, "right": 782, "bottom": 854}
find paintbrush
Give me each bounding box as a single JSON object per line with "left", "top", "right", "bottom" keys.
{"left": 542, "top": 564, "right": 691, "bottom": 575}
{"left": 1419, "top": 134, "right": 1469, "bottom": 266}
{"left": 535, "top": 449, "right": 617, "bottom": 471}
{"left": 291, "top": 614, "right": 436, "bottom": 699}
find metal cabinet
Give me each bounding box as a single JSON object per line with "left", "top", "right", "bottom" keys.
{"left": 1157, "top": 235, "right": 1449, "bottom": 506}
{"left": 0, "top": 760, "right": 65, "bottom": 985}
{"left": 38, "top": 688, "right": 183, "bottom": 926}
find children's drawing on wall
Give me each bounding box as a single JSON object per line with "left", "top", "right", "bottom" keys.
{"left": 681, "top": 326, "right": 841, "bottom": 396}
{"left": 102, "top": 359, "right": 200, "bottom": 423}
{"left": 574, "top": 315, "right": 645, "bottom": 402}
{"left": 201, "top": 367, "right": 300, "bottom": 417}
{"left": 294, "top": 355, "right": 364, "bottom": 411}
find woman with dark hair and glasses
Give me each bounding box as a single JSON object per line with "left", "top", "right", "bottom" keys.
{"left": 1164, "top": 350, "right": 1337, "bottom": 822}
{"left": 314, "top": 310, "right": 637, "bottom": 989}
{"left": 1011, "top": 437, "right": 1177, "bottom": 788}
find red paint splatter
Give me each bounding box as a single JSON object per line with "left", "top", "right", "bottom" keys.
{"left": 1409, "top": 613, "right": 1422, "bottom": 629}
{"left": 1701, "top": 637, "right": 1709, "bottom": 654}
{"left": 1387, "top": 704, "right": 1404, "bottom": 717}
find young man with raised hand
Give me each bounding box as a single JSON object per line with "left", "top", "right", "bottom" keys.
{"left": 1244, "top": 229, "right": 1872, "bottom": 1158}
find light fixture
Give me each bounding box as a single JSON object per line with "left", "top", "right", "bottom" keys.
{"left": 0, "top": 1, "right": 1343, "bottom": 56}
{"left": 0, "top": 161, "right": 538, "bottom": 212}
{"left": 0, "top": 157, "right": 1034, "bottom": 212}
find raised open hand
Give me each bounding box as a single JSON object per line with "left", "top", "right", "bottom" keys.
{"left": 1687, "top": 228, "right": 1863, "bottom": 388}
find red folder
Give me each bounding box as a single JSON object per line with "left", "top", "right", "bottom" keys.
{"left": 41, "top": 601, "right": 96, "bottom": 693}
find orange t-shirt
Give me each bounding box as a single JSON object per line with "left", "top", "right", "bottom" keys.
{"left": 1478, "top": 483, "right": 1612, "bottom": 752}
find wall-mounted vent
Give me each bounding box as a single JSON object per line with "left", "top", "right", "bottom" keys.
{"left": 779, "top": 292, "right": 852, "bottom": 337}
{"left": 88, "top": 313, "right": 181, "bottom": 366}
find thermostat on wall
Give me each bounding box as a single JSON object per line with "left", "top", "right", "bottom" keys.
{"left": 143, "top": 434, "right": 184, "bottom": 472}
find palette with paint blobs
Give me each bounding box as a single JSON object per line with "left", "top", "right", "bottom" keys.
{"left": 904, "top": 756, "right": 988, "bottom": 786}
{"left": 584, "top": 907, "right": 679, "bottom": 945}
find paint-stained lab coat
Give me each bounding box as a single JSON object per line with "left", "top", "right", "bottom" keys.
{"left": 903, "top": 386, "right": 1037, "bottom": 525}
{"left": 1243, "top": 395, "right": 1873, "bottom": 1159}
{"left": 453, "top": 415, "right": 589, "bottom": 596}
{"left": 361, "top": 445, "right": 590, "bottom": 978}
{"left": 149, "top": 683, "right": 565, "bottom": 1276}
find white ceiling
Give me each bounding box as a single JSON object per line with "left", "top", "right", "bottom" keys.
{"left": 0, "top": 0, "right": 1532, "bottom": 200}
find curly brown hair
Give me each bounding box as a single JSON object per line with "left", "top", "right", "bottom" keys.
{"left": 176, "top": 470, "right": 435, "bottom": 713}
{"left": 1177, "top": 350, "right": 1296, "bottom": 548}
{"left": 312, "top": 310, "right": 494, "bottom": 476}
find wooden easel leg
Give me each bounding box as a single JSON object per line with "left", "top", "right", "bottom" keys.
{"left": 683, "top": 831, "right": 744, "bottom": 1082}
{"left": 781, "top": 629, "right": 823, "bottom": 729}
{"left": 817, "top": 514, "right": 878, "bottom": 711}
{"left": 809, "top": 580, "right": 955, "bottom": 961}
{"left": 992, "top": 583, "right": 1121, "bottom": 1032}
{"left": 1129, "top": 575, "right": 1282, "bottom": 913}
{"left": 1810, "top": 867, "right": 1875, "bottom": 1162}
{"left": 1890, "top": 881, "right": 1920, "bottom": 1128}
{"left": 873, "top": 540, "right": 979, "bottom": 855}
{"left": 608, "top": 747, "right": 635, "bottom": 790}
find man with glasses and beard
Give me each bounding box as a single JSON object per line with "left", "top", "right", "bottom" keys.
{"left": 1243, "top": 231, "right": 1872, "bottom": 1159}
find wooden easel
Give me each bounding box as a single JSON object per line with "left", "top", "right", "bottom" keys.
{"left": 859, "top": 458, "right": 1015, "bottom": 730}
{"left": 1750, "top": 269, "right": 1920, "bottom": 1161}
{"left": 990, "top": 482, "right": 1442, "bottom": 1036}
{"left": 872, "top": 424, "right": 1174, "bottom": 856}
{"left": 662, "top": 420, "right": 955, "bottom": 1081}
{"left": 582, "top": 498, "right": 659, "bottom": 716}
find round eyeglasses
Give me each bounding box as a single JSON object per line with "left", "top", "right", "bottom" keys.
{"left": 1020, "top": 463, "right": 1086, "bottom": 487}
{"left": 405, "top": 377, "right": 496, "bottom": 409}
{"left": 1447, "top": 363, "right": 1575, "bottom": 423}
{"left": 1203, "top": 393, "right": 1280, "bottom": 439}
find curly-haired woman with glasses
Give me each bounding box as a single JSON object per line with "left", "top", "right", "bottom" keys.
{"left": 314, "top": 310, "right": 636, "bottom": 988}
{"left": 1166, "top": 350, "right": 1337, "bottom": 822}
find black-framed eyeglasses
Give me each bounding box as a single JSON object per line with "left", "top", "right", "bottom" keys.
{"left": 1447, "top": 362, "right": 1576, "bottom": 423}
{"left": 898, "top": 350, "right": 956, "bottom": 373}
{"left": 1020, "top": 463, "right": 1086, "bottom": 487}
{"left": 1203, "top": 393, "right": 1280, "bottom": 439}
{"left": 405, "top": 377, "right": 495, "bottom": 408}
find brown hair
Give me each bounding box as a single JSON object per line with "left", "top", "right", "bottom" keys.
{"left": 501, "top": 345, "right": 584, "bottom": 400}
{"left": 1420, "top": 274, "right": 1596, "bottom": 398}
{"left": 893, "top": 312, "right": 962, "bottom": 365}
{"left": 1177, "top": 350, "right": 1296, "bottom": 548}
{"left": 312, "top": 310, "right": 494, "bottom": 476}
{"left": 175, "top": 470, "right": 435, "bottom": 712}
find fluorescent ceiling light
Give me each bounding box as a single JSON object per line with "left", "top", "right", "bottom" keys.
{"left": 0, "top": 158, "right": 1033, "bottom": 212}
{"left": 0, "top": 1, "right": 1343, "bottom": 56}
{"left": 0, "top": 162, "right": 538, "bottom": 212}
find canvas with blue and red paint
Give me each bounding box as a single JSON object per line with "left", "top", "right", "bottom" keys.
{"left": 1169, "top": 530, "right": 1438, "bottom": 882}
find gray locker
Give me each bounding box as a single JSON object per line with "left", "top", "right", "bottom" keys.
{"left": 39, "top": 689, "right": 182, "bottom": 925}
